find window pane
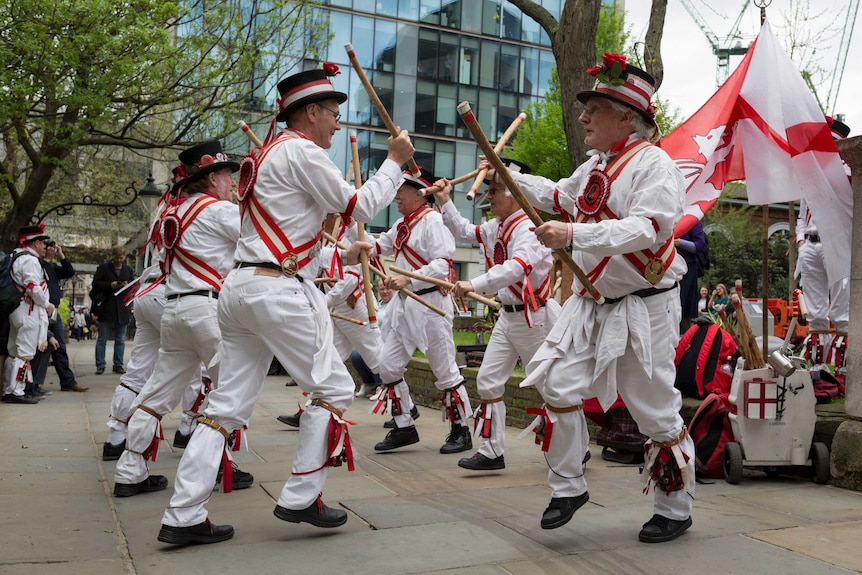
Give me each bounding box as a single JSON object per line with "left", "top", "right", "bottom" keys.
{"left": 372, "top": 72, "right": 394, "bottom": 129}
{"left": 461, "top": 0, "right": 482, "bottom": 33}
{"left": 538, "top": 50, "right": 555, "bottom": 97}
{"left": 393, "top": 74, "right": 416, "bottom": 131}
{"left": 374, "top": 20, "right": 397, "bottom": 72}
{"left": 376, "top": 0, "right": 397, "bottom": 17}
{"left": 436, "top": 83, "right": 457, "bottom": 136}
{"left": 354, "top": 0, "right": 375, "bottom": 14}
{"left": 420, "top": 0, "right": 441, "bottom": 24}
{"left": 520, "top": 47, "right": 538, "bottom": 95}
{"left": 415, "top": 79, "right": 437, "bottom": 133}
{"left": 439, "top": 32, "right": 458, "bottom": 83}
{"left": 457, "top": 85, "right": 478, "bottom": 139}
{"left": 441, "top": 0, "right": 461, "bottom": 28}
{"left": 434, "top": 140, "right": 455, "bottom": 179}
{"left": 352, "top": 16, "right": 375, "bottom": 68}
{"left": 417, "top": 29, "right": 439, "bottom": 80}
{"left": 479, "top": 40, "right": 498, "bottom": 89}
{"left": 459, "top": 37, "right": 479, "bottom": 86}
{"left": 498, "top": 91, "right": 518, "bottom": 142}
{"left": 329, "top": 0, "right": 351, "bottom": 7}
{"left": 521, "top": 6, "right": 540, "bottom": 43}
{"left": 414, "top": 136, "right": 435, "bottom": 171}
{"left": 399, "top": 0, "right": 419, "bottom": 20}
{"left": 478, "top": 88, "right": 498, "bottom": 139}
{"left": 501, "top": 1, "right": 521, "bottom": 40}
{"left": 327, "top": 12, "right": 352, "bottom": 64}
{"left": 499, "top": 44, "right": 519, "bottom": 92}
{"left": 482, "top": 0, "right": 501, "bottom": 37}
{"left": 395, "top": 24, "right": 418, "bottom": 76}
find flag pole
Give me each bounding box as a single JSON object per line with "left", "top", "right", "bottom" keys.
{"left": 758, "top": 0, "right": 770, "bottom": 360}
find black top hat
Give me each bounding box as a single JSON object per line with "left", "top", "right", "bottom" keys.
{"left": 19, "top": 224, "right": 50, "bottom": 245}
{"left": 827, "top": 116, "right": 851, "bottom": 139}
{"left": 576, "top": 53, "right": 659, "bottom": 140}
{"left": 401, "top": 167, "right": 440, "bottom": 205}
{"left": 177, "top": 140, "right": 240, "bottom": 184}
{"left": 275, "top": 68, "right": 348, "bottom": 123}
{"left": 483, "top": 159, "right": 531, "bottom": 184}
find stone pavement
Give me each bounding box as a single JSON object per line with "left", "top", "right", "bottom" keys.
{"left": 3, "top": 339, "right": 862, "bottom": 574}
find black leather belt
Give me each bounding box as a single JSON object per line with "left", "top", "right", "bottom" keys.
{"left": 603, "top": 283, "right": 678, "bottom": 305}
{"left": 166, "top": 290, "right": 219, "bottom": 300}
{"left": 414, "top": 286, "right": 439, "bottom": 296}
{"left": 805, "top": 234, "right": 820, "bottom": 243}
{"left": 235, "top": 261, "right": 305, "bottom": 282}
{"left": 502, "top": 302, "right": 547, "bottom": 313}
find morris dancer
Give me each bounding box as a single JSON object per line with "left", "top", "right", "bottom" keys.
{"left": 370, "top": 168, "right": 473, "bottom": 455}
{"left": 796, "top": 117, "right": 851, "bottom": 376}
{"left": 113, "top": 141, "right": 251, "bottom": 497}
{"left": 158, "top": 65, "right": 414, "bottom": 545}
{"left": 2, "top": 225, "right": 53, "bottom": 405}
{"left": 433, "top": 160, "right": 555, "bottom": 471}
{"left": 483, "top": 53, "right": 694, "bottom": 543}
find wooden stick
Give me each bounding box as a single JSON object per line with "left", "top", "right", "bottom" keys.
{"left": 731, "top": 282, "right": 765, "bottom": 368}
{"left": 236, "top": 120, "right": 263, "bottom": 148}
{"left": 466, "top": 112, "right": 526, "bottom": 200}
{"left": 314, "top": 277, "right": 337, "bottom": 285}
{"left": 330, "top": 311, "right": 366, "bottom": 326}
{"left": 350, "top": 131, "right": 378, "bottom": 329}
{"left": 420, "top": 169, "right": 480, "bottom": 196}
{"left": 390, "top": 265, "right": 501, "bottom": 310}
{"left": 456, "top": 101, "right": 605, "bottom": 305}
{"left": 344, "top": 42, "right": 420, "bottom": 176}
{"left": 322, "top": 232, "right": 446, "bottom": 317}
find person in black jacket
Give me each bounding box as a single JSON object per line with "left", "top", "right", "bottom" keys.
{"left": 29, "top": 241, "right": 89, "bottom": 393}
{"left": 92, "top": 246, "right": 134, "bottom": 375}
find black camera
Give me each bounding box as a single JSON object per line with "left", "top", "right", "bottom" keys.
{"left": 45, "top": 240, "right": 56, "bottom": 248}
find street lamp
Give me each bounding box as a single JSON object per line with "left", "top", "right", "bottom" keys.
{"left": 138, "top": 173, "right": 163, "bottom": 216}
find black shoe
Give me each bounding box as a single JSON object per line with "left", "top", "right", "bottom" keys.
{"left": 583, "top": 450, "right": 592, "bottom": 466}
{"left": 374, "top": 425, "right": 420, "bottom": 451}
{"left": 383, "top": 405, "right": 420, "bottom": 428}
{"left": 112, "top": 366, "right": 126, "bottom": 374}
{"left": 95, "top": 367, "right": 105, "bottom": 375}
{"left": 273, "top": 500, "right": 347, "bottom": 528}
{"left": 172, "top": 430, "right": 191, "bottom": 449}
{"left": 231, "top": 464, "right": 254, "bottom": 490}
{"left": 601, "top": 446, "right": 645, "bottom": 465}
{"left": 440, "top": 425, "right": 472, "bottom": 454}
{"left": 1, "top": 394, "right": 39, "bottom": 404}
{"left": 102, "top": 440, "right": 126, "bottom": 461}
{"left": 458, "top": 452, "right": 505, "bottom": 471}
{"left": 638, "top": 514, "right": 692, "bottom": 543}
{"left": 541, "top": 493, "right": 590, "bottom": 530}
{"left": 158, "top": 519, "right": 234, "bottom": 545}
{"left": 277, "top": 414, "right": 301, "bottom": 427}
{"left": 114, "top": 475, "right": 168, "bottom": 497}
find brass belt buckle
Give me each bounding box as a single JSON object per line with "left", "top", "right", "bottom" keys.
{"left": 281, "top": 254, "right": 299, "bottom": 277}
{"left": 644, "top": 257, "right": 665, "bottom": 284}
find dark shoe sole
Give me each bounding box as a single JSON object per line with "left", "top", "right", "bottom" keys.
{"left": 639, "top": 516, "right": 692, "bottom": 543}
{"left": 374, "top": 434, "right": 420, "bottom": 452}
{"left": 541, "top": 492, "right": 590, "bottom": 530}
{"left": 114, "top": 475, "right": 168, "bottom": 497}
{"left": 458, "top": 456, "right": 505, "bottom": 471}
{"left": 273, "top": 504, "right": 347, "bottom": 528}
{"left": 157, "top": 524, "right": 234, "bottom": 545}
{"left": 102, "top": 441, "right": 126, "bottom": 461}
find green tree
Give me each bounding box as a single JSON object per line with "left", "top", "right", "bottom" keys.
{"left": 701, "top": 198, "right": 790, "bottom": 300}
{"left": 0, "top": 0, "right": 327, "bottom": 250}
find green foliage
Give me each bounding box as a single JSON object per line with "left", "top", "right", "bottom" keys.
{"left": 700, "top": 202, "right": 791, "bottom": 299}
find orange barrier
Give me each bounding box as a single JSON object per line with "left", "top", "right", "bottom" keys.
{"left": 747, "top": 297, "right": 808, "bottom": 339}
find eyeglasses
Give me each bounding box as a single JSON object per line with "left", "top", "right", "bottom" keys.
{"left": 579, "top": 104, "right": 615, "bottom": 117}
{"left": 317, "top": 104, "right": 342, "bottom": 123}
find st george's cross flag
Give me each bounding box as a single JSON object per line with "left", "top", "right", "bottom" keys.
{"left": 662, "top": 20, "right": 852, "bottom": 289}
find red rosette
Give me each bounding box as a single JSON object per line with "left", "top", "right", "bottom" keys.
{"left": 237, "top": 155, "right": 257, "bottom": 202}
{"left": 393, "top": 221, "right": 410, "bottom": 251}
{"left": 493, "top": 242, "right": 506, "bottom": 266}
{"left": 576, "top": 170, "right": 610, "bottom": 216}
{"left": 160, "top": 210, "right": 181, "bottom": 250}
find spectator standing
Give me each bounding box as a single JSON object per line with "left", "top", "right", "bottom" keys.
{"left": 675, "top": 221, "right": 707, "bottom": 333}
{"left": 92, "top": 246, "right": 134, "bottom": 374}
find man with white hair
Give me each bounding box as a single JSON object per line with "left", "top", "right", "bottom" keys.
{"left": 483, "top": 53, "right": 694, "bottom": 543}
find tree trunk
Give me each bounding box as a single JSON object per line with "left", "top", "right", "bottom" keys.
{"left": 643, "top": 0, "right": 667, "bottom": 90}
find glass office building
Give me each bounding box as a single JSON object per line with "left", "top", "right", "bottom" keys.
{"left": 285, "top": 0, "right": 564, "bottom": 234}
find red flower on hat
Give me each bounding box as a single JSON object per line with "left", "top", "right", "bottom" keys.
{"left": 825, "top": 115, "right": 835, "bottom": 126}
{"left": 323, "top": 62, "right": 340, "bottom": 77}
{"left": 587, "top": 53, "right": 627, "bottom": 87}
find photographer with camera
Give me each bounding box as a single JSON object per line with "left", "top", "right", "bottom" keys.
{"left": 91, "top": 246, "right": 134, "bottom": 375}
{"left": 29, "top": 240, "right": 88, "bottom": 394}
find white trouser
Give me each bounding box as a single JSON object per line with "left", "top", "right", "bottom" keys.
{"left": 162, "top": 268, "right": 355, "bottom": 528}
{"left": 108, "top": 285, "right": 164, "bottom": 444}
{"left": 331, "top": 299, "right": 381, "bottom": 372}
{"left": 475, "top": 306, "right": 550, "bottom": 458}
{"left": 114, "top": 294, "right": 221, "bottom": 485}
{"left": 537, "top": 291, "right": 694, "bottom": 521}
{"left": 179, "top": 368, "right": 209, "bottom": 436}
{"left": 4, "top": 302, "right": 47, "bottom": 396}
{"left": 378, "top": 301, "right": 468, "bottom": 429}
{"left": 797, "top": 240, "right": 849, "bottom": 333}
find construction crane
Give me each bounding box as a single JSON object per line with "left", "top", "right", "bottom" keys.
{"left": 825, "top": 0, "right": 859, "bottom": 120}
{"left": 679, "top": 0, "right": 753, "bottom": 87}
